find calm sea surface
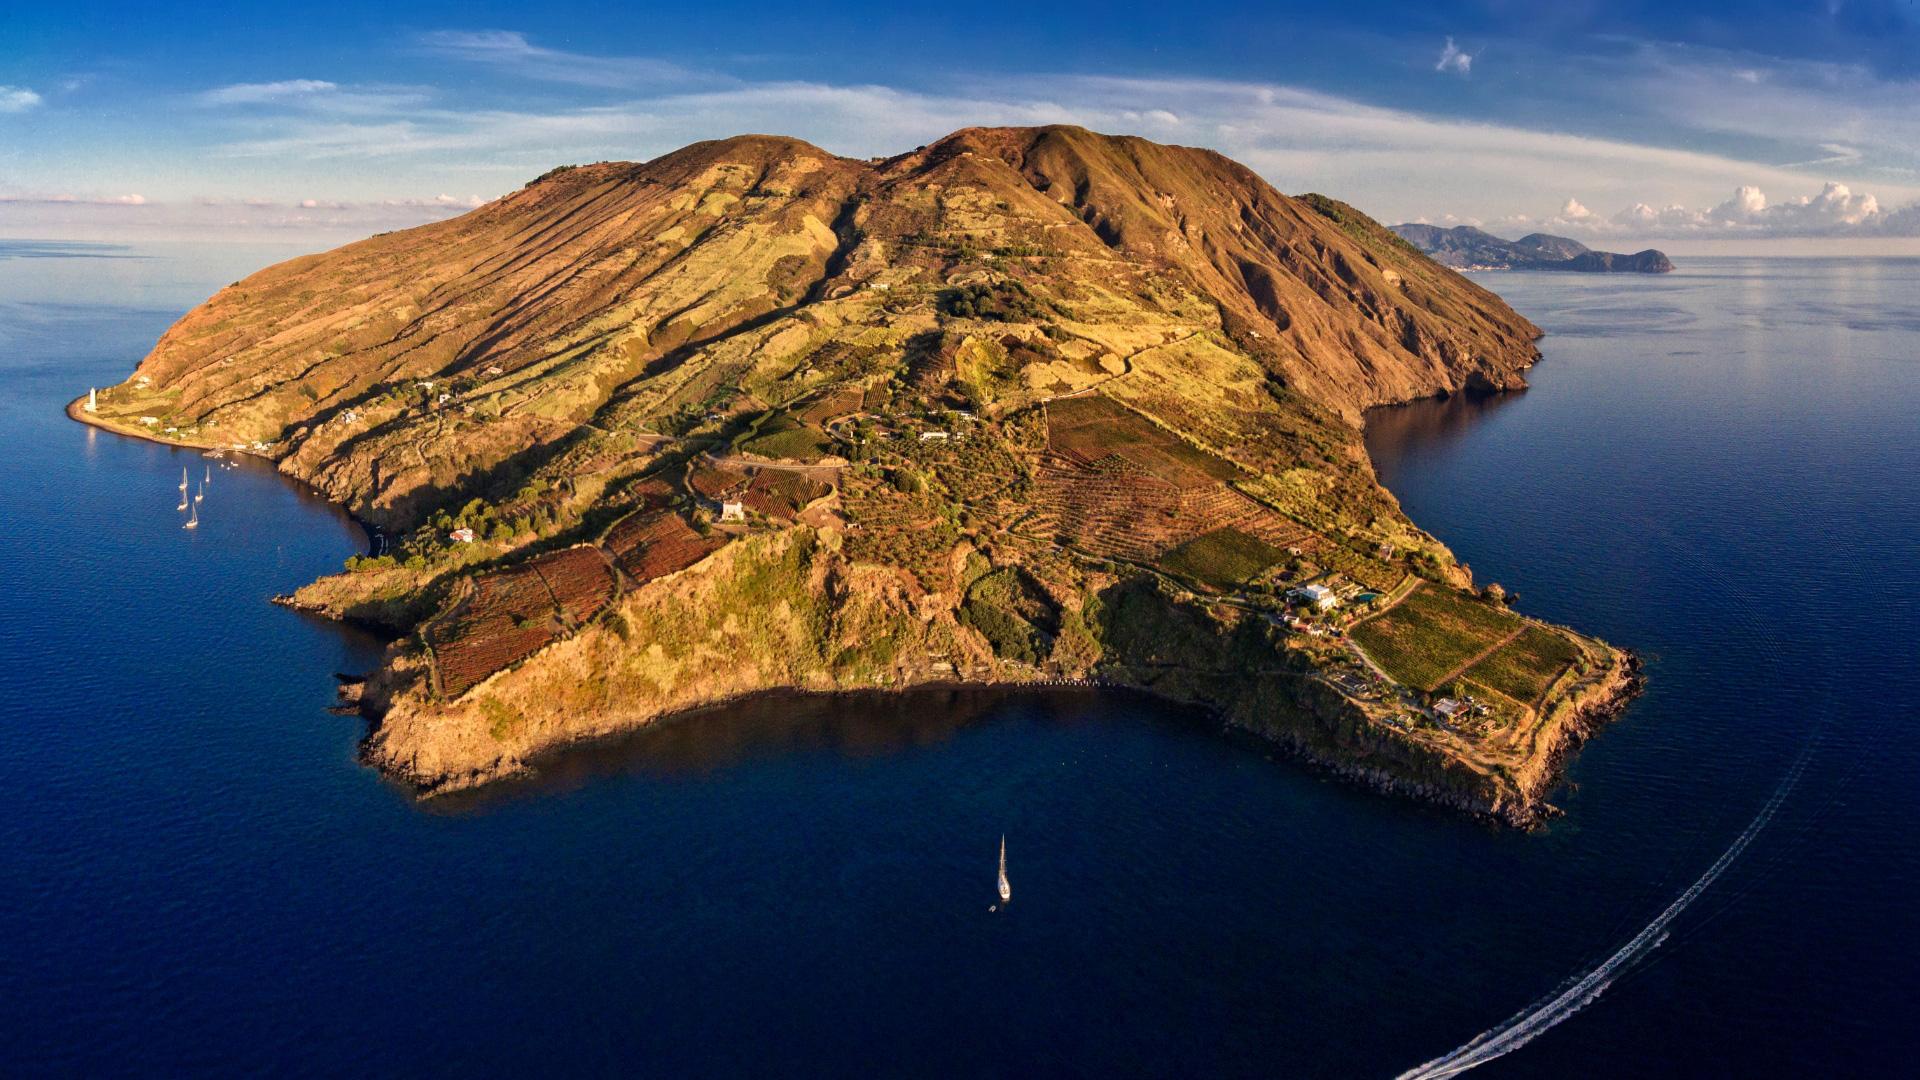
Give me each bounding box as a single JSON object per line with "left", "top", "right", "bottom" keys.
{"left": 2, "top": 245, "right": 1915, "bottom": 1076}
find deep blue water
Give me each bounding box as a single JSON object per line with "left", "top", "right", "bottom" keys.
{"left": 2, "top": 247, "right": 1915, "bottom": 1076}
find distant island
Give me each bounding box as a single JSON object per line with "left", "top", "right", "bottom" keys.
{"left": 1391, "top": 223, "right": 1674, "bottom": 273}
{"left": 70, "top": 126, "right": 1638, "bottom": 826}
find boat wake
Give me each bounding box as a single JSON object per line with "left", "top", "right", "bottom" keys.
{"left": 1393, "top": 745, "right": 1811, "bottom": 1079}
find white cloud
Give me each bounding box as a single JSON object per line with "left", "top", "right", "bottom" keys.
{"left": 1491, "top": 181, "right": 1916, "bottom": 239}
{"left": 1435, "top": 38, "right": 1473, "bottom": 76}
{"left": 199, "top": 79, "right": 339, "bottom": 106}
{"left": 1603, "top": 42, "right": 1920, "bottom": 177}
{"left": 1779, "top": 143, "right": 1864, "bottom": 168}
{"left": 0, "top": 85, "right": 43, "bottom": 112}
{"left": 0, "top": 191, "right": 146, "bottom": 205}
{"left": 417, "top": 30, "right": 698, "bottom": 88}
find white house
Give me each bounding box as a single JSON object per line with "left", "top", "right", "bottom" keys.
{"left": 719, "top": 500, "right": 746, "bottom": 522}
{"left": 1433, "top": 698, "right": 1470, "bottom": 722}
{"left": 449, "top": 527, "right": 475, "bottom": 544}
{"left": 1291, "top": 584, "right": 1338, "bottom": 611}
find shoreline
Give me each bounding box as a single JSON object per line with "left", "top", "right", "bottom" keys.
{"left": 67, "top": 395, "right": 381, "bottom": 553}
{"left": 69, "top": 382, "right": 1639, "bottom": 830}
{"left": 363, "top": 651, "right": 1640, "bottom": 828}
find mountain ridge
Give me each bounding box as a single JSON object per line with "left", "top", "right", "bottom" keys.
{"left": 1392, "top": 222, "right": 1674, "bottom": 273}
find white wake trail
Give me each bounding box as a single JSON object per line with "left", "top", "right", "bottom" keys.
{"left": 1394, "top": 751, "right": 1807, "bottom": 1080}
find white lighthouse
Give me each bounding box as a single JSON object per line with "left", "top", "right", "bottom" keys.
{"left": 85, "top": 387, "right": 97, "bottom": 413}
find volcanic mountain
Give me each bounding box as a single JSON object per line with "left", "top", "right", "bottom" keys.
{"left": 1391, "top": 223, "right": 1673, "bottom": 273}
{"left": 78, "top": 126, "right": 1636, "bottom": 825}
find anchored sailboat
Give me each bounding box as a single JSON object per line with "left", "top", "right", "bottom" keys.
{"left": 998, "top": 835, "right": 1011, "bottom": 904}
{"left": 178, "top": 466, "right": 188, "bottom": 492}
{"left": 183, "top": 498, "right": 199, "bottom": 530}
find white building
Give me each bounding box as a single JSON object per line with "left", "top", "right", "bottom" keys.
{"left": 1291, "top": 584, "right": 1338, "bottom": 611}
{"left": 719, "top": 501, "right": 746, "bottom": 522}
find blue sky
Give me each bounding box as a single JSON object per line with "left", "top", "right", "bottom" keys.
{"left": 3, "top": 0, "right": 1918, "bottom": 250}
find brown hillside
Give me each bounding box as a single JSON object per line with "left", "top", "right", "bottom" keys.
{"left": 78, "top": 127, "right": 1636, "bottom": 827}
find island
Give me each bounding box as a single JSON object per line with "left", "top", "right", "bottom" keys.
{"left": 1391, "top": 223, "right": 1674, "bottom": 273}
{"left": 71, "top": 126, "right": 1639, "bottom": 826}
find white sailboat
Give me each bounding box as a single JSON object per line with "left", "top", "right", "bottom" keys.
{"left": 178, "top": 466, "right": 188, "bottom": 492}
{"left": 183, "top": 498, "right": 199, "bottom": 530}
{"left": 193, "top": 481, "right": 203, "bottom": 505}
{"left": 997, "top": 835, "right": 1011, "bottom": 904}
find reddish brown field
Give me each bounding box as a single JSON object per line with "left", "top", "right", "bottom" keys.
{"left": 530, "top": 545, "right": 620, "bottom": 626}
{"left": 1046, "top": 395, "right": 1239, "bottom": 490}
{"left": 741, "top": 470, "right": 830, "bottom": 519}
{"left": 602, "top": 509, "right": 726, "bottom": 583}
{"left": 427, "top": 564, "right": 561, "bottom": 698}
{"left": 687, "top": 463, "right": 749, "bottom": 499}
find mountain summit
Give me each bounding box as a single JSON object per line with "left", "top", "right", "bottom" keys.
{"left": 78, "top": 126, "right": 1635, "bottom": 824}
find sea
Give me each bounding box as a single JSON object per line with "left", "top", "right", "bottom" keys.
{"left": 2, "top": 243, "right": 1914, "bottom": 1077}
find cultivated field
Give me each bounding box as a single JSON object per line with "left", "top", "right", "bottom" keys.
{"left": 1460, "top": 623, "right": 1582, "bottom": 705}
{"left": 426, "top": 564, "right": 563, "bottom": 699}
{"left": 602, "top": 509, "right": 726, "bottom": 583}
{"left": 1046, "top": 395, "right": 1238, "bottom": 489}
{"left": 1158, "top": 527, "right": 1287, "bottom": 588}
{"left": 1349, "top": 582, "right": 1522, "bottom": 692}
{"left": 530, "top": 546, "right": 620, "bottom": 627}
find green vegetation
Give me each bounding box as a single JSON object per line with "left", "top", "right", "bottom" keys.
{"left": 1158, "top": 527, "right": 1286, "bottom": 588}
{"left": 1461, "top": 624, "right": 1581, "bottom": 704}
{"left": 737, "top": 411, "right": 829, "bottom": 461}
{"left": 940, "top": 281, "right": 1047, "bottom": 322}
{"left": 960, "top": 567, "right": 1059, "bottom": 664}
{"left": 479, "top": 696, "right": 524, "bottom": 741}
{"left": 1349, "top": 582, "right": 1521, "bottom": 691}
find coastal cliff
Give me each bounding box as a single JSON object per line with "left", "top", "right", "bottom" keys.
{"left": 76, "top": 125, "right": 1635, "bottom": 824}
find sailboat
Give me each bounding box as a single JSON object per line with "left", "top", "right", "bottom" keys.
{"left": 178, "top": 466, "right": 189, "bottom": 492}
{"left": 204, "top": 465, "right": 211, "bottom": 485}
{"left": 193, "top": 481, "right": 203, "bottom": 505}
{"left": 183, "top": 498, "right": 199, "bottom": 530}
{"left": 997, "top": 835, "right": 1011, "bottom": 904}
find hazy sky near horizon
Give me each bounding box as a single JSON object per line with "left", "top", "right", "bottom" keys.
{"left": 4, "top": 1, "right": 1919, "bottom": 251}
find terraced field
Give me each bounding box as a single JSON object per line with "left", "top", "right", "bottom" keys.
{"left": 1026, "top": 455, "right": 1185, "bottom": 560}
{"left": 740, "top": 471, "right": 830, "bottom": 519}
{"left": 426, "top": 565, "right": 563, "bottom": 699}
{"left": 531, "top": 546, "right": 620, "bottom": 627}
{"left": 603, "top": 509, "right": 726, "bottom": 583}
{"left": 1046, "top": 395, "right": 1238, "bottom": 489}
